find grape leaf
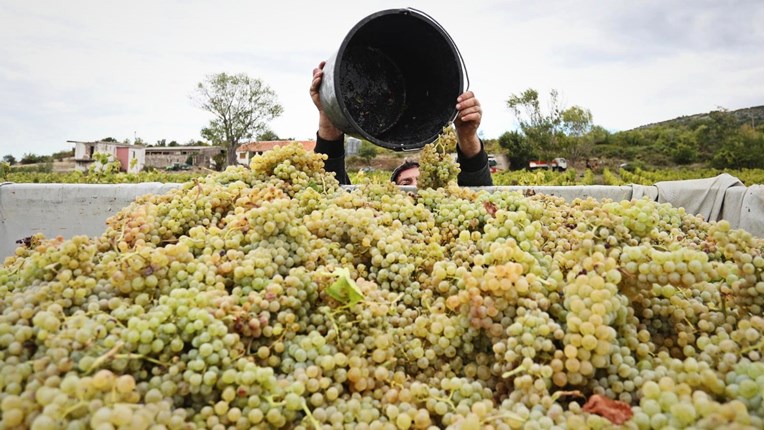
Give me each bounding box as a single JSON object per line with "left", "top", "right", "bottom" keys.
{"left": 325, "top": 268, "right": 364, "bottom": 305}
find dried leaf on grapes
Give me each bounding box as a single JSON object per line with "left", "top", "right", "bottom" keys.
{"left": 582, "top": 394, "right": 633, "bottom": 425}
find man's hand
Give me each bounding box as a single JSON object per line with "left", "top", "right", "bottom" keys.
{"left": 454, "top": 91, "right": 482, "bottom": 158}
{"left": 311, "top": 61, "right": 343, "bottom": 141}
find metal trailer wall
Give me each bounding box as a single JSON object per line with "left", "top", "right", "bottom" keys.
{"left": 1, "top": 182, "right": 762, "bottom": 260}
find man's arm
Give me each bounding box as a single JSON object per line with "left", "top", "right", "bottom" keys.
{"left": 456, "top": 140, "right": 492, "bottom": 187}
{"left": 454, "top": 91, "right": 493, "bottom": 186}
{"left": 315, "top": 132, "right": 351, "bottom": 185}
{"left": 311, "top": 61, "right": 351, "bottom": 185}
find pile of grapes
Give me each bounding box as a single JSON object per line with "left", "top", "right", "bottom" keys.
{"left": 1, "top": 143, "right": 762, "bottom": 429}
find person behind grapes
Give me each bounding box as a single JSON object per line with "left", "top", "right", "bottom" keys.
{"left": 309, "top": 61, "right": 493, "bottom": 187}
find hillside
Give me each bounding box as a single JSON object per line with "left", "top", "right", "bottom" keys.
{"left": 634, "top": 105, "right": 764, "bottom": 131}
{"left": 591, "top": 105, "right": 764, "bottom": 170}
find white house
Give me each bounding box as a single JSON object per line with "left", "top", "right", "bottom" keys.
{"left": 69, "top": 140, "right": 145, "bottom": 174}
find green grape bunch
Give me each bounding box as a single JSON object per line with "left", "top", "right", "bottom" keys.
{"left": 417, "top": 125, "right": 461, "bottom": 190}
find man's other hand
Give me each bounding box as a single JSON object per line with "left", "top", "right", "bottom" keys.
{"left": 454, "top": 91, "right": 482, "bottom": 157}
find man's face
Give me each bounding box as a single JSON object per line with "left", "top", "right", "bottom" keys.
{"left": 395, "top": 166, "right": 419, "bottom": 186}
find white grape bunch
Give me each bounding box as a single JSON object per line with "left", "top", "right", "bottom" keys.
{"left": 418, "top": 125, "right": 461, "bottom": 190}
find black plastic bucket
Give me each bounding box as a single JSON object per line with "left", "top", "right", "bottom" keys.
{"left": 319, "top": 8, "right": 467, "bottom": 151}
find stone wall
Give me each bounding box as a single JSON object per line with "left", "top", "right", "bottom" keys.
{"left": 144, "top": 148, "right": 222, "bottom": 168}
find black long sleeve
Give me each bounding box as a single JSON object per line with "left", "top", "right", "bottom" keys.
{"left": 314, "top": 133, "right": 351, "bottom": 185}
{"left": 456, "top": 140, "right": 493, "bottom": 187}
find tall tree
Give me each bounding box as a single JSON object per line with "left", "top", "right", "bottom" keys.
{"left": 257, "top": 130, "right": 280, "bottom": 141}
{"left": 696, "top": 108, "right": 739, "bottom": 159}
{"left": 357, "top": 141, "right": 379, "bottom": 165}
{"left": 497, "top": 131, "right": 535, "bottom": 170}
{"left": 192, "top": 73, "right": 283, "bottom": 166}
{"left": 507, "top": 89, "right": 562, "bottom": 160}
{"left": 506, "top": 89, "right": 593, "bottom": 162}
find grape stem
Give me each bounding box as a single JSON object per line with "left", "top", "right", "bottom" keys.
{"left": 430, "top": 392, "right": 456, "bottom": 412}
{"left": 87, "top": 341, "right": 125, "bottom": 374}
{"left": 44, "top": 261, "right": 62, "bottom": 272}
{"left": 264, "top": 394, "right": 284, "bottom": 407}
{"left": 114, "top": 353, "right": 170, "bottom": 367}
{"left": 502, "top": 364, "right": 527, "bottom": 379}
{"left": 742, "top": 338, "right": 764, "bottom": 354}
{"left": 550, "top": 389, "right": 584, "bottom": 402}
{"left": 194, "top": 178, "right": 203, "bottom": 197}
{"left": 61, "top": 400, "right": 89, "bottom": 419}
{"left": 301, "top": 399, "right": 321, "bottom": 429}
{"left": 110, "top": 222, "right": 130, "bottom": 252}
{"left": 481, "top": 411, "right": 525, "bottom": 425}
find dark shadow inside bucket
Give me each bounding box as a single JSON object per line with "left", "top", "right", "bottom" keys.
{"left": 337, "top": 12, "right": 462, "bottom": 150}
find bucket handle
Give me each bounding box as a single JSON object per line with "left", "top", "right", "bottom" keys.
{"left": 406, "top": 7, "right": 470, "bottom": 94}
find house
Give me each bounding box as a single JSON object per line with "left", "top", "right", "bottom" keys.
{"left": 69, "top": 140, "right": 145, "bottom": 174}
{"left": 345, "top": 137, "right": 361, "bottom": 156}
{"left": 236, "top": 140, "right": 317, "bottom": 166}
{"left": 144, "top": 146, "right": 224, "bottom": 169}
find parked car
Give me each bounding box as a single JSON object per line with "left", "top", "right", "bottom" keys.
{"left": 165, "top": 162, "right": 192, "bottom": 171}
{"left": 488, "top": 155, "right": 499, "bottom": 173}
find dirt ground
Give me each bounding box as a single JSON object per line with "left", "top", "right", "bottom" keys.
{"left": 52, "top": 160, "right": 75, "bottom": 172}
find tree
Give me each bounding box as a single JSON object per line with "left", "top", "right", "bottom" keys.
{"left": 507, "top": 89, "right": 562, "bottom": 160}
{"left": 506, "top": 89, "right": 593, "bottom": 162}
{"left": 559, "top": 106, "right": 594, "bottom": 163}
{"left": 711, "top": 124, "right": 764, "bottom": 169}
{"left": 257, "top": 130, "right": 280, "bottom": 141}
{"left": 705, "top": 108, "right": 738, "bottom": 142}
{"left": 51, "top": 149, "right": 74, "bottom": 161}
{"left": 357, "top": 141, "right": 379, "bottom": 165}
{"left": 183, "top": 139, "right": 207, "bottom": 146}
{"left": 20, "top": 153, "right": 51, "bottom": 165}
{"left": 560, "top": 106, "right": 593, "bottom": 138}
{"left": 192, "top": 73, "right": 284, "bottom": 167}
{"left": 588, "top": 125, "right": 611, "bottom": 146}
{"left": 2, "top": 154, "right": 16, "bottom": 165}
{"left": 498, "top": 131, "right": 535, "bottom": 170}
{"left": 671, "top": 130, "right": 698, "bottom": 164}
{"left": 212, "top": 152, "right": 227, "bottom": 172}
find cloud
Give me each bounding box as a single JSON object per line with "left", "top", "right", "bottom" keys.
{"left": 550, "top": 1, "right": 764, "bottom": 67}
{"left": 0, "top": 0, "right": 761, "bottom": 158}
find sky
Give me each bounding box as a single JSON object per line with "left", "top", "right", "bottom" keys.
{"left": 0, "top": 0, "right": 762, "bottom": 159}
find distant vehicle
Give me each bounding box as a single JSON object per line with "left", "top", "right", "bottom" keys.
{"left": 529, "top": 158, "right": 568, "bottom": 171}
{"left": 165, "top": 162, "right": 192, "bottom": 171}
{"left": 488, "top": 155, "right": 499, "bottom": 173}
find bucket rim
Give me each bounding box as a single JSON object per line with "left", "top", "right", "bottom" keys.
{"left": 332, "top": 8, "right": 465, "bottom": 152}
